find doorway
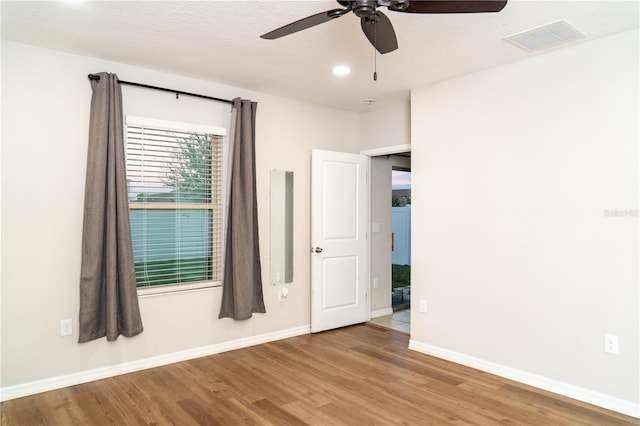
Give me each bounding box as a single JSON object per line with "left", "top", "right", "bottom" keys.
{"left": 367, "top": 152, "right": 411, "bottom": 333}
{"left": 392, "top": 169, "right": 411, "bottom": 311}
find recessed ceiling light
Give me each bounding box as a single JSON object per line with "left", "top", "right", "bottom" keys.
{"left": 332, "top": 65, "right": 351, "bottom": 76}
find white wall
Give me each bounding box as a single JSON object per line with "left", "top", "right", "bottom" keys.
{"left": 0, "top": 41, "right": 360, "bottom": 390}
{"left": 360, "top": 97, "right": 411, "bottom": 150}
{"left": 369, "top": 157, "right": 393, "bottom": 313}
{"left": 410, "top": 28, "right": 639, "bottom": 410}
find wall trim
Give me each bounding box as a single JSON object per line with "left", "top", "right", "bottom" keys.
{"left": 409, "top": 339, "right": 640, "bottom": 419}
{"left": 370, "top": 307, "right": 393, "bottom": 318}
{"left": 0, "top": 325, "right": 311, "bottom": 402}
{"left": 360, "top": 144, "right": 411, "bottom": 157}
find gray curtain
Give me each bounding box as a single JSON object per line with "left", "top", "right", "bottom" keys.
{"left": 78, "top": 72, "right": 143, "bottom": 343}
{"left": 219, "top": 98, "right": 266, "bottom": 319}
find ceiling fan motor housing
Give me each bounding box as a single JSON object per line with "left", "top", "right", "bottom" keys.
{"left": 351, "top": 1, "right": 377, "bottom": 18}
{"left": 336, "top": 0, "right": 411, "bottom": 17}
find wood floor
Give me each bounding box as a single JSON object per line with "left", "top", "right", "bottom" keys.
{"left": 1, "top": 324, "right": 637, "bottom": 425}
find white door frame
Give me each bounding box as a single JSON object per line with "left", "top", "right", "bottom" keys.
{"left": 360, "top": 144, "right": 411, "bottom": 157}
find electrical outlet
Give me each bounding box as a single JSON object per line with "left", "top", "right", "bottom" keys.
{"left": 373, "top": 277, "right": 379, "bottom": 289}
{"left": 419, "top": 299, "right": 428, "bottom": 314}
{"left": 604, "top": 334, "right": 619, "bottom": 354}
{"left": 60, "top": 318, "right": 73, "bottom": 336}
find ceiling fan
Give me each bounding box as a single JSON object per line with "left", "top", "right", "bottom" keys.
{"left": 261, "top": 0, "right": 508, "bottom": 54}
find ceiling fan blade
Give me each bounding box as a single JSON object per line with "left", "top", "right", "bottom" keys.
{"left": 398, "top": 1, "right": 507, "bottom": 13}
{"left": 361, "top": 11, "right": 398, "bottom": 54}
{"left": 261, "top": 8, "right": 348, "bottom": 39}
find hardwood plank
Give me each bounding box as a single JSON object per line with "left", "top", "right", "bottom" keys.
{"left": 1, "top": 324, "right": 637, "bottom": 426}
{"left": 177, "top": 398, "right": 229, "bottom": 425}
{"left": 250, "top": 398, "right": 307, "bottom": 426}
{"left": 1, "top": 393, "right": 48, "bottom": 425}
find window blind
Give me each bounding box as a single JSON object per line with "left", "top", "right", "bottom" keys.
{"left": 125, "top": 117, "right": 225, "bottom": 288}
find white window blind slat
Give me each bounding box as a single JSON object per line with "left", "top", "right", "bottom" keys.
{"left": 126, "top": 118, "right": 224, "bottom": 289}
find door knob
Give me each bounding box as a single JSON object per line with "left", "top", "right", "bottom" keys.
{"left": 314, "top": 247, "right": 323, "bottom": 253}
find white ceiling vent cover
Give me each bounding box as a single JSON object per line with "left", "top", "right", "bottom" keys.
{"left": 504, "top": 21, "right": 585, "bottom": 52}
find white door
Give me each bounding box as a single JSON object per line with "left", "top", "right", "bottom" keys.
{"left": 311, "top": 149, "right": 369, "bottom": 333}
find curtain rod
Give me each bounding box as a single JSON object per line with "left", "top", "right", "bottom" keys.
{"left": 87, "top": 74, "right": 233, "bottom": 105}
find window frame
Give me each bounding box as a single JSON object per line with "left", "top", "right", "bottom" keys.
{"left": 125, "top": 115, "right": 227, "bottom": 296}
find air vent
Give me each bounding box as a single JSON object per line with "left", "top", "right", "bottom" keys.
{"left": 504, "top": 21, "right": 585, "bottom": 52}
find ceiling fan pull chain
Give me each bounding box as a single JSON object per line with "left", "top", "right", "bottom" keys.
{"left": 374, "top": 56, "right": 378, "bottom": 81}
{"left": 373, "top": 18, "right": 378, "bottom": 81}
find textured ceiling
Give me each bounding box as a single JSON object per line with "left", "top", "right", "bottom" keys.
{"left": 2, "top": 1, "right": 638, "bottom": 112}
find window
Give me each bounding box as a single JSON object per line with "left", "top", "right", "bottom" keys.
{"left": 125, "top": 116, "right": 226, "bottom": 292}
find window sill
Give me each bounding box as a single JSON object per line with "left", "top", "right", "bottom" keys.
{"left": 137, "top": 281, "right": 222, "bottom": 297}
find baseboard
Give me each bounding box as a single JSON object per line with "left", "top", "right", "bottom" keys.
{"left": 370, "top": 307, "right": 393, "bottom": 318}
{"left": 0, "top": 324, "right": 311, "bottom": 402}
{"left": 408, "top": 339, "right": 640, "bottom": 419}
